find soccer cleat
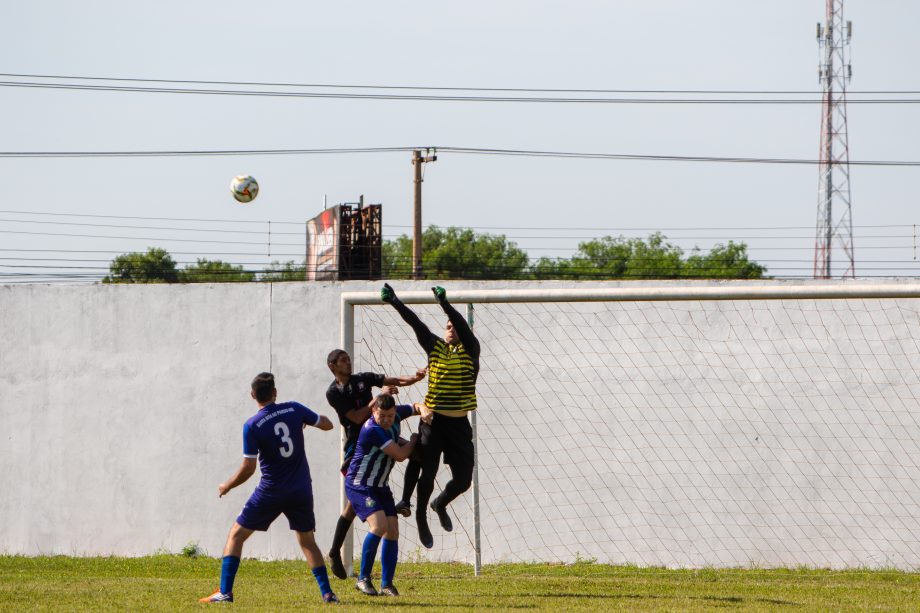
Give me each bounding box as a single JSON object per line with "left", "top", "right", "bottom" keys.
{"left": 380, "top": 584, "right": 400, "bottom": 597}
{"left": 416, "top": 511, "right": 434, "bottom": 549}
{"left": 394, "top": 500, "right": 412, "bottom": 518}
{"left": 431, "top": 498, "right": 453, "bottom": 532}
{"left": 199, "top": 589, "right": 233, "bottom": 603}
{"left": 431, "top": 286, "right": 447, "bottom": 302}
{"left": 323, "top": 592, "right": 340, "bottom": 604}
{"left": 380, "top": 283, "right": 396, "bottom": 303}
{"left": 328, "top": 549, "right": 347, "bottom": 580}
{"left": 355, "top": 577, "right": 378, "bottom": 596}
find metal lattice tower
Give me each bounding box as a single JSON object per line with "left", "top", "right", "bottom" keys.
{"left": 814, "top": 0, "right": 855, "bottom": 278}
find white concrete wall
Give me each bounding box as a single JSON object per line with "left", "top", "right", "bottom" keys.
{"left": 1, "top": 281, "right": 346, "bottom": 559}
{"left": 4, "top": 280, "right": 920, "bottom": 569}
{"left": 0, "top": 279, "right": 552, "bottom": 560}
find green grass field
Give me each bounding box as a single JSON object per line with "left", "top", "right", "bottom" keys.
{"left": 2, "top": 555, "right": 920, "bottom": 612}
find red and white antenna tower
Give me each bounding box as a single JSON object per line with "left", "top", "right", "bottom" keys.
{"left": 814, "top": 0, "right": 855, "bottom": 278}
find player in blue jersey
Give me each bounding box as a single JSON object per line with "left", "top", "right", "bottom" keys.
{"left": 199, "top": 372, "right": 340, "bottom": 605}
{"left": 324, "top": 349, "right": 425, "bottom": 579}
{"left": 345, "top": 393, "right": 420, "bottom": 597}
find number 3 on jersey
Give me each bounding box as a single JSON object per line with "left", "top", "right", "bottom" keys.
{"left": 274, "top": 422, "right": 294, "bottom": 457}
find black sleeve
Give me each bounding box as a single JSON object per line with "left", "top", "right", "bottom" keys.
{"left": 325, "top": 389, "right": 352, "bottom": 424}
{"left": 390, "top": 299, "right": 439, "bottom": 354}
{"left": 440, "top": 299, "right": 480, "bottom": 359}
{"left": 358, "top": 372, "right": 386, "bottom": 389}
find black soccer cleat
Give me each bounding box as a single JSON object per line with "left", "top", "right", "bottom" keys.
{"left": 416, "top": 511, "right": 434, "bottom": 549}
{"left": 394, "top": 500, "right": 412, "bottom": 518}
{"left": 380, "top": 584, "right": 400, "bottom": 597}
{"left": 355, "top": 577, "right": 378, "bottom": 596}
{"left": 431, "top": 497, "right": 453, "bottom": 532}
{"left": 323, "top": 591, "right": 340, "bottom": 604}
{"left": 328, "top": 550, "right": 347, "bottom": 580}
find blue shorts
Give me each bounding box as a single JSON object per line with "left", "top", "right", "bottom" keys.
{"left": 237, "top": 488, "right": 316, "bottom": 533}
{"left": 345, "top": 484, "right": 396, "bottom": 522}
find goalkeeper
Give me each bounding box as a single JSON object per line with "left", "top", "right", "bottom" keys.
{"left": 381, "top": 283, "right": 479, "bottom": 548}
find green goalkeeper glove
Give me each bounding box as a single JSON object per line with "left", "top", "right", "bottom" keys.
{"left": 381, "top": 283, "right": 396, "bottom": 303}
{"left": 432, "top": 286, "right": 447, "bottom": 303}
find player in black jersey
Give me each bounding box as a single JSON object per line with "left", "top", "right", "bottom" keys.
{"left": 325, "top": 349, "right": 426, "bottom": 579}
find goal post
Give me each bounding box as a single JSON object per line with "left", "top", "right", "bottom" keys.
{"left": 341, "top": 283, "right": 920, "bottom": 570}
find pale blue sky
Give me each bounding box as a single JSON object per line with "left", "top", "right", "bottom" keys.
{"left": 3, "top": 1, "right": 920, "bottom": 280}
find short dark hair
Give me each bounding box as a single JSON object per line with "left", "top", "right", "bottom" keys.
{"left": 327, "top": 349, "right": 348, "bottom": 366}
{"left": 251, "top": 372, "right": 276, "bottom": 403}
{"left": 375, "top": 393, "right": 395, "bottom": 410}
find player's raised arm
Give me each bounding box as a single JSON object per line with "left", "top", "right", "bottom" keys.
{"left": 433, "top": 286, "right": 480, "bottom": 359}
{"left": 383, "top": 367, "right": 427, "bottom": 388}
{"left": 381, "top": 283, "right": 439, "bottom": 354}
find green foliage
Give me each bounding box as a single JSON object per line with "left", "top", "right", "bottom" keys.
{"left": 260, "top": 260, "right": 307, "bottom": 282}
{"left": 105, "top": 231, "right": 766, "bottom": 284}
{"left": 102, "top": 248, "right": 179, "bottom": 284}
{"left": 179, "top": 259, "right": 255, "bottom": 283}
{"left": 383, "top": 226, "right": 530, "bottom": 279}
{"left": 531, "top": 233, "right": 766, "bottom": 280}
{"left": 180, "top": 542, "right": 204, "bottom": 558}
{"left": 683, "top": 241, "right": 767, "bottom": 279}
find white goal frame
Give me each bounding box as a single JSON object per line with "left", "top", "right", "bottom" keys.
{"left": 340, "top": 283, "right": 920, "bottom": 574}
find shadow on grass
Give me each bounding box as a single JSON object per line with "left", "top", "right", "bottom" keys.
{"left": 533, "top": 592, "right": 799, "bottom": 607}
{"left": 356, "top": 603, "right": 536, "bottom": 609}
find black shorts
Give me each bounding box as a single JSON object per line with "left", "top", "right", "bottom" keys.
{"left": 431, "top": 412, "right": 474, "bottom": 470}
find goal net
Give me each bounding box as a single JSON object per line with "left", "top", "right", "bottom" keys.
{"left": 345, "top": 285, "right": 920, "bottom": 570}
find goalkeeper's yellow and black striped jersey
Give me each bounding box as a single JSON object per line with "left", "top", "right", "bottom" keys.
{"left": 389, "top": 295, "right": 481, "bottom": 413}
{"left": 424, "top": 338, "right": 478, "bottom": 412}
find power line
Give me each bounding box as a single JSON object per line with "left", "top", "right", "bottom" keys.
{"left": 0, "top": 248, "right": 304, "bottom": 257}
{"left": 0, "top": 217, "right": 303, "bottom": 235}
{"left": 0, "top": 147, "right": 416, "bottom": 158}
{"left": 0, "top": 209, "right": 308, "bottom": 225}
{"left": 2, "top": 209, "right": 917, "bottom": 232}
{"left": 6, "top": 72, "right": 920, "bottom": 95}
{"left": 0, "top": 228, "right": 302, "bottom": 246}
{"left": 438, "top": 147, "right": 920, "bottom": 167}
{"left": 4, "top": 77, "right": 920, "bottom": 104}
{"left": 2, "top": 146, "right": 919, "bottom": 166}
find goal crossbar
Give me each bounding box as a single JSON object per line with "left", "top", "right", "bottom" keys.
{"left": 342, "top": 284, "right": 920, "bottom": 308}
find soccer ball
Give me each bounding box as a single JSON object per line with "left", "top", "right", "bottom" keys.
{"left": 230, "top": 175, "right": 259, "bottom": 203}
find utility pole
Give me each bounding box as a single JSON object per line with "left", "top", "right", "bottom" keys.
{"left": 412, "top": 148, "right": 437, "bottom": 280}
{"left": 814, "top": 0, "right": 855, "bottom": 279}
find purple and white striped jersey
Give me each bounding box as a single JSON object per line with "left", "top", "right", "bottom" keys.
{"left": 345, "top": 405, "right": 414, "bottom": 488}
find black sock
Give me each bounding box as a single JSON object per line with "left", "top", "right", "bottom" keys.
{"left": 330, "top": 515, "right": 352, "bottom": 553}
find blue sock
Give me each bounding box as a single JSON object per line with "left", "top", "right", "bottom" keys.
{"left": 312, "top": 565, "right": 332, "bottom": 597}
{"left": 360, "top": 533, "right": 382, "bottom": 580}
{"left": 381, "top": 539, "right": 398, "bottom": 587}
{"left": 220, "top": 555, "right": 241, "bottom": 595}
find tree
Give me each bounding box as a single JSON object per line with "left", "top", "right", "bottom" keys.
{"left": 530, "top": 233, "right": 684, "bottom": 280}
{"left": 103, "top": 248, "right": 179, "bottom": 284}
{"left": 683, "top": 241, "right": 766, "bottom": 279}
{"left": 260, "top": 260, "right": 307, "bottom": 282}
{"left": 529, "top": 233, "right": 766, "bottom": 280}
{"left": 180, "top": 259, "right": 255, "bottom": 283}
{"left": 383, "top": 226, "right": 529, "bottom": 280}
